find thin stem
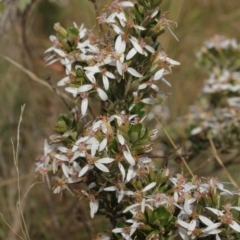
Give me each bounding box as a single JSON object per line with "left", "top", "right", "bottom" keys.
{"left": 154, "top": 115, "right": 194, "bottom": 177}
{"left": 209, "top": 136, "right": 238, "bottom": 189}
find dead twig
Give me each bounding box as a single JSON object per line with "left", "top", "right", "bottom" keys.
{"left": 209, "top": 136, "right": 238, "bottom": 189}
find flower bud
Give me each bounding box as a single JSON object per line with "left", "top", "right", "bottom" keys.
{"left": 54, "top": 22, "right": 67, "bottom": 37}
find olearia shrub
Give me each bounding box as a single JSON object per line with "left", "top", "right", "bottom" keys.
{"left": 35, "top": 1, "right": 240, "bottom": 239}
{"left": 164, "top": 36, "right": 240, "bottom": 171}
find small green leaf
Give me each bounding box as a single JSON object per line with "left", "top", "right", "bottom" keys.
{"left": 152, "top": 206, "right": 171, "bottom": 226}
{"left": 67, "top": 27, "right": 79, "bottom": 36}
{"left": 134, "top": 3, "right": 143, "bottom": 23}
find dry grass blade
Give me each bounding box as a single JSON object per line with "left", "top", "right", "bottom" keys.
{"left": 0, "top": 173, "right": 35, "bottom": 188}
{"left": 11, "top": 104, "right": 31, "bottom": 240}
{"left": 209, "top": 137, "right": 238, "bottom": 189}
{"left": 1, "top": 55, "right": 74, "bottom": 103}
{"left": 0, "top": 213, "right": 25, "bottom": 240}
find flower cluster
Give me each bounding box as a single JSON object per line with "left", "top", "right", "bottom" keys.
{"left": 180, "top": 36, "right": 240, "bottom": 160}
{"left": 36, "top": 1, "right": 240, "bottom": 239}
{"left": 44, "top": 0, "right": 179, "bottom": 117}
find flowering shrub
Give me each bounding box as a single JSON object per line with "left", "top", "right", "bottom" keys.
{"left": 35, "top": 1, "right": 240, "bottom": 239}
{"left": 166, "top": 36, "right": 240, "bottom": 171}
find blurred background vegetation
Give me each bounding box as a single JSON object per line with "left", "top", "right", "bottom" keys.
{"left": 0, "top": 0, "right": 240, "bottom": 239}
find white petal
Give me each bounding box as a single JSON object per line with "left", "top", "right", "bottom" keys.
{"left": 115, "top": 34, "right": 123, "bottom": 51}
{"left": 188, "top": 219, "right": 196, "bottom": 232}
{"left": 97, "top": 88, "right": 108, "bottom": 101}
{"left": 57, "top": 76, "right": 70, "bottom": 86}
{"left": 78, "top": 84, "right": 93, "bottom": 93}
{"left": 130, "top": 37, "right": 143, "bottom": 54}
{"left": 117, "top": 61, "right": 123, "bottom": 76}
{"left": 120, "top": 1, "right": 134, "bottom": 7}
{"left": 202, "top": 222, "right": 221, "bottom": 233}
{"left": 142, "top": 182, "right": 156, "bottom": 192}
{"left": 216, "top": 234, "right": 221, "bottom": 240}
{"left": 96, "top": 157, "right": 114, "bottom": 164}
{"left": 178, "top": 227, "right": 189, "bottom": 240}
{"left": 199, "top": 215, "right": 214, "bottom": 226}
{"left": 178, "top": 219, "right": 189, "bottom": 229}
{"left": 73, "top": 161, "right": 81, "bottom": 172}
{"left": 138, "top": 83, "right": 147, "bottom": 90}
{"left": 58, "top": 146, "right": 69, "bottom": 153}
{"left": 112, "top": 24, "right": 123, "bottom": 34}
{"left": 105, "top": 71, "right": 115, "bottom": 79}
{"left": 126, "top": 48, "right": 137, "bottom": 60}
{"left": 206, "top": 207, "right": 224, "bottom": 216}
{"left": 102, "top": 75, "right": 109, "bottom": 90}
{"left": 118, "top": 162, "right": 126, "bottom": 182}
{"left": 85, "top": 72, "right": 96, "bottom": 83}
{"left": 123, "top": 151, "right": 135, "bottom": 166}
{"left": 153, "top": 68, "right": 164, "bottom": 80}
{"left": 126, "top": 166, "right": 134, "bottom": 182}
{"left": 104, "top": 186, "right": 117, "bottom": 191}
{"left": 141, "top": 198, "right": 146, "bottom": 212}
{"left": 117, "top": 190, "right": 124, "bottom": 203}
{"left": 141, "top": 98, "right": 159, "bottom": 104}
{"left": 62, "top": 163, "right": 69, "bottom": 178}
{"left": 117, "top": 134, "right": 125, "bottom": 145}
{"left": 94, "top": 162, "right": 109, "bottom": 172}
{"left": 53, "top": 48, "right": 66, "bottom": 57}
{"left": 78, "top": 164, "right": 89, "bottom": 177}
{"left": 191, "top": 127, "right": 202, "bottom": 135}
{"left": 151, "top": 84, "right": 159, "bottom": 92}
{"left": 123, "top": 203, "right": 140, "bottom": 213}
{"left": 112, "top": 228, "right": 123, "bottom": 233}
{"left": 145, "top": 45, "right": 155, "bottom": 53}
{"left": 84, "top": 66, "right": 100, "bottom": 73}
{"left": 65, "top": 87, "right": 78, "bottom": 97}
{"left": 231, "top": 206, "right": 240, "bottom": 211}
{"left": 230, "top": 221, "right": 240, "bottom": 233}
{"left": 150, "top": 10, "right": 158, "bottom": 18}
{"left": 161, "top": 77, "right": 172, "bottom": 87}
{"left": 55, "top": 154, "right": 69, "bottom": 161}
{"left": 135, "top": 25, "right": 146, "bottom": 31}
{"left": 127, "top": 67, "right": 143, "bottom": 78}
{"left": 90, "top": 201, "right": 95, "bottom": 218}
{"left": 45, "top": 58, "right": 58, "bottom": 66}
{"left": 93, "top": 199, "right": 99, "bottom": 213}
{"left": 81, "top": 98, "right": 88, "bottom": 116}
{"left": 99, "top": 138, "right": 107, "bottom": 151}
{"left": 160, "top": 56, "right": 180, "bottom": 66}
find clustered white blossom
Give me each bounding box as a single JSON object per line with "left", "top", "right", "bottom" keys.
{"left": 36, "top": 2, "right": 240, "bottom": 240}
{"left": 185, "top": 36, "right": 240, "bottom": 136}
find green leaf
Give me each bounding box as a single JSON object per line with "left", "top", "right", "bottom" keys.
{"left": 130, "top": 102, "right": 145, "bottom": 117}
{"left": 144, "top": 208, "right": 153, "bottom": 223}
{"left": 67, "top": 27, "right": 79, "bottom": 36}
{"left": 136, "top": 128, "right": 149, "bottom": 144}
{"left": 134, "top": 3, "right": 143, "bottom": 23}
{"left": 128, "top": 123, "right": 142, "bottom": 142}
{"left": 152, "top": 206, "right": 171, "bottom": 226}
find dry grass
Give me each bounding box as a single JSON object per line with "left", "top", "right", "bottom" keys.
{"left": 0, "top": 0, "right": 240, "bottom": 239}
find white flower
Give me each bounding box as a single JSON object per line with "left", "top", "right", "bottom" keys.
{"left": 126, "top": 37, "right": 154, "bottom": 60}
{"left": 84, "top": 66, "right": 115, "bottom": 90}
{"left": 112, "top": 219, "right": 140, "bottom": 240}
{"left": 81, "top": 190, "right": 99, "bottom": 218}
{"left": 138, "top": 68, "right": 166, "bottom": 91}
{"left": 78, "top": 155, "right": 115, "bottom": 177}
{"left": 206, "top": 207, "right": 240, "bottom": 233}
{"left": 123, "top": 147, "right": 136, "bottom": 166}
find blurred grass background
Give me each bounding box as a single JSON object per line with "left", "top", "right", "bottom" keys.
{"left": 0, "top": 0, "right": 240, "bottom": 239}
